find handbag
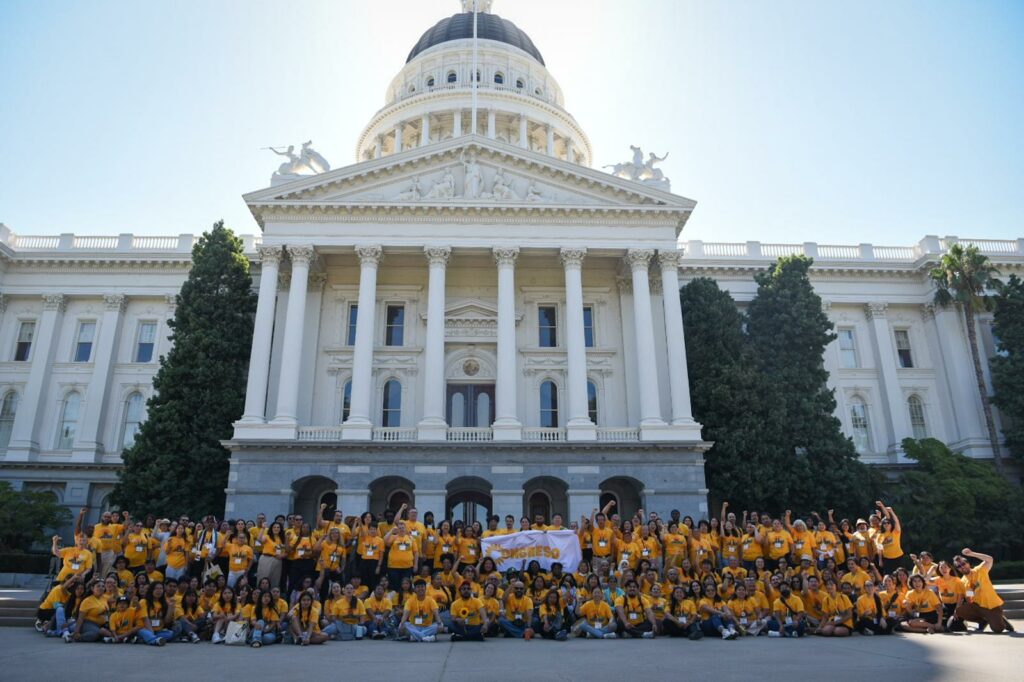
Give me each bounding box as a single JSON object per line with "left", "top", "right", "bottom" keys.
{"left": 224, "top": 620, "right": 249, "bottom": 646}
{"left": 203, "top": 562, "right": 224, "bottom": 582}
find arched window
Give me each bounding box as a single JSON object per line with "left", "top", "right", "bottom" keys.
{"left": 0, "top": 391, "right": 18, "bottom": 450}
{"left": 120, "top": 392, "right": 145, "bottom": 449}
{"left": 382, "top": 380, "right": 402, "bottom": 427}
{"left": 56, "top": 391, "right": 81, "bottom": 450}
{"left": 494, "top": 72, "right": 504, "bottom": 84}
{"left": 447, "top": 71, "right": 457, "bottom": 84}
{"left": 426, "top": 76, "right": 435, "bottom": 88}
{"left": 908, "top": 395, "right": 928, "bottom": 440}
{"left": 515, "top": 78, "right": 524, "bottom": 89}
{"left": 848, "top": 396, "right": 871, "bottom": 454}
{"left": 587, "top": 381, "right": 598, "bottom": 425}
{"left": 341, "top": 380, "right": 352, "bottom": 422}
{"left": 474, "top": 70, "right": 481, "bottom": 82}
{"left": 540, "top": 381, "right": 558, "bottom": 428}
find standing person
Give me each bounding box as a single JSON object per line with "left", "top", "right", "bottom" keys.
{"left": 92, "top": 511, "right": 128, "bottom": 579}
{"left": 163, "top": 523, "right": 191, "bottom": 582}
{"left": 449, "top": 581, "right": 488, "bottom": 641}
{"left": 384, "top": 506, "right": 418, "bottom": 590}
{"left": 398, "top": 579, "right": 442, "bottom": 642}
{"left": 874, "top": 502, "right": 904, "bottom": 569}
{"left": 590, "top": 504, "right": 616, "bottom": 573}
{"left": 255, "top": 521, "right": 287, "bottom": 591}
{"left": 189, "top": 516, "right": 220, "bottom": 580}
{"left": 948, "top": 549, "right": 1009, "bottom": 633}
{"left": 313, "top": 527, "right": 345, "bottom": 602}
{"left": 226, "top": 532, "right": 255, "bottom": 588}
{"left": 854, "top": 580, "right": 893, "bottom": 635}
{"left": 68, "top": 580, "right": 112, "bottom": 643}
{"left": 355, "top": 518, "right": 385, "bottom": 589}
{"left": 285, "top": 523, "right": 315, "bottom": 595}
{"left": 51, "top": 534, "right": 94, "bottom": 583}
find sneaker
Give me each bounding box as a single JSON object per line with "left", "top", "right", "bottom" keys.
{"left": 862, "top": 628, "right": 875, "bottom": 636}
{"left": 555, "top": 630, "right": 568, "bottom": 641}
{"left": 63, "top": 632, "right": 73, "bottom": 643}
{"left": 34, "top": 620, "right": 46, "bottom": 633}
{"left": 523, "top": 628, "right": 534, "bottom": 641}
{"left": 251, "top": 640, "right": 262, "bottom": 648}
{"left": 721, "top": 628, "right": 731, "bottom": 640}
{"left": 603, "top": 632, "right": 618, "bottom": 639}
{"left": 155, "top": 637, "right": 166, "bottom": 647}
{"left": 423, "top": 635, "right": 436, "bottom": 643}
{"left": 688, "top": 629, "right": 704, "bottom": 641}
{"left": 211, "top": 632, "right": 223, "bottom": 644}
{"left": 768, "top": 630, "right": 781, "bottom": 638}
{"left": 102, "top": 637, "right": 113, "bottom": 643}
{"left": 641, "top": 631, "right": 654, "bottom": 639}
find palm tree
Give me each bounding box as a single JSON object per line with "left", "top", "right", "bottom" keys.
{"left": 930, "top": 243, "right": 1004, "bottom": 473}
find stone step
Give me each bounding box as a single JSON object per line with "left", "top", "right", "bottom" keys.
{"left": 0, "top": 607, "right": 36, "bottom": 618}
{"left": 0, "top": 599, "right": 38, "bottom": 609}
{"left": 996, "top": 589, "right": 1024, "bottom": 600}
{"left": 1004, "top": 610, "right": 1023, "bottom": 619}
{"left": 0, "top": 615, "right": 34, "bottom": 627}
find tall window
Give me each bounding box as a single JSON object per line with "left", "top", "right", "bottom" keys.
{"left": 426, "top": 76, "right": 435, "bottom": 88}
{"left": 346, "top": 304, "right": 358, "bottom": 346}
{"left": 135, "top": 322, "right": 157, "bottom": 363}
{"left": 74, "top": 322, "right": 95, "bottom": 362}
{"left": 341, "top": 380, "right": 352, "bottom": 422}
{"left": 908, "top": 395, "right": 928, "bottom": 439}
{"left": 56, "top": 392, "right": 81, "bottom": 449}
{"left": 382, "top": 380, "right": 402, "bottom": 427}
{"left": 587, "top": 381, "right": 598, "bottom": 425}
{"left": 385, "top": 304, "right": 405, "bottom": 346}
{"left": 14, "top": 321, "right": 35, "bottom": 361}
{"left": 540, "top": 380, "right": 558, "bottom": 427}
{"left": 494, "top": 72, "right": 504, "bottom": 84}
{"left": 538, "top": 306, "right": 557, "bottom": 347}
{"left": 583, "top": 306, "right": 595, "bottom": 348}
{"left": 0, "top": 391, "right": 18, "bottom": 450}
{"left": 849, "top": 397, "right": 871, "bottom": 454}
{"left": 838, "top": 328, "right": 857, "bottom": 368}
{"left": 447, "top": 71, "right": 457, "bottom": 84}
{"left": 894, "top": 330, "right": 914, "bottom": 368}
{"left": 121, "top": 392, "right": 145, "bottom": 449}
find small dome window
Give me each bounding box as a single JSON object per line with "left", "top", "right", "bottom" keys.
{"left": 408, "top": 84, "right": 416, "bottom": 93}
{"left": 516, "top": 78, "right": 524, "bottom": 89}
{"left": 426, "top": 76, "right": 435, "bottom": 87}
{"left": 534, "top": 87, "right": 543, "bottom": 96}
{"left": 447, "top": 71, "right": 457, "bottom": 84}
{"left": 474, "top": 69, "right": 481, "bottom": 82}
{"left": 494, "top": 72, "right": 504, "bottom": 85}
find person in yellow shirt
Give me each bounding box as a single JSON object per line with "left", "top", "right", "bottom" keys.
{"left": 449, "top": 580, "right": 489, "bottom": 641}
{"left": 244, "top": 589, "right": 280, "bottom": 647}
{"left": 499, "top": 580, "right": 535, "bottom": 639}
{"left": 162, "top": 524, "right": 191, "bottom": 582}
{"left": 590, "top": 505, "right": 616, "bottom": 569}
{"left": 290, "top": 589, "right": 329, "bottom": 645}
{"left": 175, "top": 589, "right": 205, "bottom": 643}
{"left": 696, "top": 581, "right": 737, "bottom": 639}
{"left": 92, "top": 510, "right": 128, "bottom": 579}
{"left": 210, "top": 586, "right": 241, "bottom": 644}
{"left": 615, "top": 579, "right": 657, "bottom": 638}
{"left": 286, "top": 523, "right": 316, "bottom": 597}
{"left": 949, "top": 549, "right": 1008, "bottom": 634}
{"left": 662, "top": 585, "right": 700, "bottom": 639}
{"left": 121, "top": 521, "right": 158, "bottom": 572}
{"left": 535, "top": 588, "right": 568, "bottom": 641}
{"left": 108, "top": 596, "right": 137, "bottom": 643}
{"left": 457, "top": 527, "right": 481, "bottom": 569}
{"left": 354, "top": 518, "right": 385, "bottom": 589}
{"left": 69, "top": 579, "right": 112, "bottom": 643}
{"left": 900, "top": 574, "right": 943, "bottom": 633}
{"left": 616, "top": 530, "right": 644, "bottom": 571}
{"left": 36, "top": 575, "right": 79, "bottom": 633}
{"left": 768, "top": 584, "right": 806, "bottom": 638}
{"left": 933, "top": 560, "right": 965, "bottom": 621}
{"left": 135, "top": 580, "right": 175, "bottom": 645}
{"left": 385, "top": 512, "right": 419, "bottom": 590}
{"left": 255, "top": 521, "right": 287, "bottom": 592}
{"left": 848, "top": 519, "right": 876, "bottom": 562}
{"left": 854, "top": 580, "right": 894, "bottom": 635}
{"left": 874, "top": 501, "right": 904, "bottom": 568}
{"left": 816, "top": 580, "right": 853, "bottom": 636}
{"left": 51, "top": 534, "right": 94, "bottom": 582}
{"left": 726, "top": 582, "right": 761, "bottom": 636}
{"left": 226, "top": 533, "right": 255, "bottom": 588}
{"left": 364, "top": 584, "right": 394, "bottom": 640}
{"left": 840, "top": 557, "right": 872, "bottom": 597}
{"left": 399, "top": 579, "right": 442, "bottom": 642}
{"left": 575, "top": 586, "right": 617, "bottom": 639}
{"left": 325, "top": 583, "right": 367, "bottom": 640}
{"left": 312, "top": 527, "right": 345, "bottom": 600}
{"left": 764, "top": 519, "right": 794, "bottom": 570}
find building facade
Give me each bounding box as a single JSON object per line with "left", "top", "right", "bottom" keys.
{"left": 0, "top": 4, "right": 1020, "bottom": 533}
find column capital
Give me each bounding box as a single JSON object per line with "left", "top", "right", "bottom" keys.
{"left": 308, "top": 271, "right": 328, "bottom": 290}
{"left": 616, "top": 276, "right": 633, "bottom": 294}
{"left": 625, "top": 248, "right": 655, "bottom": 272}
{"left": 257, "top": 244, "right": 284, "bottom": 266}
{"left": 424, "top": 246, "right": 452, "bottom": 267}
{"left": 865, "top": 302, "right": 888, "bottom": 319}
{"left": 920, "top": 302, "right": 936, "bottom": 321}
{"left": 42, "top": 294, "right": 66, "bottom": 312}
{"left": 164, "top": 293, "right": 178, "bottom": 311}
{"left": 355, "top": 244, "right": 384, "bottom": 266}
{"left": 287, "top": 245, "right": 315, "bottom": 267}
{"left": 492, "top": 246, "right": 520, "bottom": 267}
{"left": 277, "top": 271, "right": 292, "bottom": 291}
{"left": 103, "top": 294, "right": 127, "bottom": 313}
{"left": 657, "top": 250, "right": 682, "bottom": 269}
{"left": 559, "top": 247, "right": 587, "bottom": 269}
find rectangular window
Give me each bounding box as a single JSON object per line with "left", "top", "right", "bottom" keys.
{"left": 385, "top": 304, "right": 405, "bottom": 347}
{"left": 538, "top": 306, "right": 557, "bottom": 348}
{"left": 74, "top": 322, "right": 96, "bottom": 363}
{"left": 838, "top": 328, "right": 857, "bottom": 369}
{"left": 583, "top": 306, "right": 595, "bottom": 348}
{"left": 14, "top": 321, "right": 35, "bottom": 361}
{"left": 346, "top": 304, "right": 358, "bottom": 346}
{"left": 894, "top": 329, "right": 913, "bottom": 368}
{"left": 135, "top": 322, "right": 157, "bottom": 363}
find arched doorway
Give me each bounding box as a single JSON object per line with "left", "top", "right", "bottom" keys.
{"left": 369, "top": 476, "right": 415, "bottom": 518}
{"left": 446, "top": 476, "right": 492, "bottom": 526}
{"left": 292, "top": 475, "right": 339, "bottom": 525}
{"left": 522, "top": 476, "right": 568, "bottom": 525}
{"left": 599, "top": 476, "right": 644, "bottom": 520}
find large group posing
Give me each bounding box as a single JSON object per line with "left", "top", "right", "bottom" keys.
{"left": 37, "top": 498, "right": 1012, "bottom": 647}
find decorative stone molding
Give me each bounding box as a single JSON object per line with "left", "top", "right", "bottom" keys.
{"left": 649, "top": 272, "right": 664, "bottom": 295}
{"left": 625, "top": 249, "right": 654, "bottom": 272}
{"left": 256, "top": 244, "right": 284, "bottom": 265}
{"left": 308, "top": 272, "right": 328, "bottom": 290}
{"left": 355, "top": 245, "right": 384, "bottom": 267}
{"left": 446, "top": 318, "right": 498, "bottom": 338}
{"left": 616, "top": 276, "right": 632, "bottom": 294}
{"left": 821, "top": 299, "right": 832, "bottom": 313}
{"left": 492, "top": 246, "right": 520, "bottom": 267}
{"left": 164, "top": 293, "right": 178, "bottom": 311}
{"left": 559, "top": 247, "right": 587, "bottom": 269}
{"left": 657, "top": 250, "right": 682, "bottom": 269}
{"left": 424, "top": 246, "right": 452, "bottom": 267}
{"left": 287, "top": 245, "right": 315, "bottom": 267}
{"left": 42, "top": 294, "right": 66, "bottom": 312}
{"left": 278, "top": 271, "right": 292, "bottom": 290}
{"left": 103, "top": 294, "right": 127, "bottom": 313}
{"left": 920, "top": 303, "right": 936, "bottom": 321}
{"left": 865, "top": 302, "right": 888, "bottom": 319}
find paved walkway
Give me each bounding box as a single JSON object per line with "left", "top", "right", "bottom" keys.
{"left": 1, "top": 626, "right": 1021, "bottom": 681}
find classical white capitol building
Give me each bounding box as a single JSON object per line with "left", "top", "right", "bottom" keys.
{"left": 1, "top": 3, "right": 1020, "bottom": 530}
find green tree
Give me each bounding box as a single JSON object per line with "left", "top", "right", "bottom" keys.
{"left": 886, "top": 438, "right": 1024, "bottom": 559}
{"left": 0, "top": 482, "right": 72, "bottom": 551}
{"left": 112, "top": 222, "right": 256, "bottom": 517}
{"left": 991, "top": 274, "right": 1024, "bottom": 459}
{"left": 745, "top": 256, "right": 875, "bottom": 512}
{"left": 929, "top": 244, "right": 1004, "bottom": 473}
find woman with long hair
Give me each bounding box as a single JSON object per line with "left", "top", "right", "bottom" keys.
{"left": 247, "top": 589, "right": 280, "bottom": 647}
{"left": 816, "top": 580, "right": 852, "bottom": 637}
{"left": 663, "top": 585, "right": 700, "bottom": 639}
{"left": 68, "top": 579, "right": 112, "bottom": 643}
{"left": 255, "top": 521, "right": 287, "bottom": 591}
{"left": 854, "top": 580, "right": 893, "bottom": 635}
{"left": 537, "top": 588, "right": 568, "bottom": 640}
{"left": 210, "top": 585, "right": 240, "bottom": 644}
{"left": 900, "top": 574, "right": 943, "bottom": 634}
{"left": 175, "top": 589, "right": 205, "bottom": 642}
{"left": 135, "top": 581, "right": 175, "bottom": 645}
{"left": 327, "top": 583, "right": 368, "bottom": 641}
{"left": 934, "top": 560, "right": 965, "bottom": 623}
{"left": 163, "top": 523, "right": 191, "bottom": 582}
{"left": 289, "top": 590, "right": 329, "bottom": 645}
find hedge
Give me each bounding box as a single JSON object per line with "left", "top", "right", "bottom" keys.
{"left": 0, "top": 553, "right": 52, "bottom": 574}
{"left": 990, "top": 560, "right": 1024, "bottom": 581}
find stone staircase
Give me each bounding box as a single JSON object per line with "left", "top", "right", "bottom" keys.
{"left": 999, "top": 588, "right": 1024, "bottom": 620}
{"left": 0, "top": 590, "right": 41, "bottom": 628}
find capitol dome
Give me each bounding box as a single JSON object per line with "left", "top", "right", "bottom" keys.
{"left": 356, "top": 1, "right": 590, "bottom": 166}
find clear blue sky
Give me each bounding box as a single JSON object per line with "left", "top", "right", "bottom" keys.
{"left": 1, "top": 0, "right": 1021, "bottom": 245}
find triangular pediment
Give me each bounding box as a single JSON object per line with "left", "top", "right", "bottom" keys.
{"left": 244, "top": 136, "right": 696, "bottom": 218}
{"left": 444, "top": 298, "right": 498, "bottom": 320}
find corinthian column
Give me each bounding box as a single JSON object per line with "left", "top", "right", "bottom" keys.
{"left": 271, "top": 245, "right": 314, "bottom": 426}
{"left": 343, "top": 245, "right": 383, "bottom": 440}
{"left": 561, "top": 248, "right": 596, "bottom": 440}
{"left": 626, "top": 249, "right": 666, "bottom": 433}
{"left": 418, "top": 246, "right": 451, "bottom": 440}
{"left": 658, "top": 251, "right": 702, "bottom": 439}
{"left": 492, "top": 247, "right": 522, "bottom": 440}
{"left": 240, "top": 245, "right": 283, "bottom": 423}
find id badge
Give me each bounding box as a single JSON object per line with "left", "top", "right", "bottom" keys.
{"left": 398, "top": 543, "right": 408, "bottom": 551}
{"left": 628, "top": 612, "right": 638, "bottom": 621}
{"left": 785, "top": 616, "right": 793, "bottom": 625}
{"left": 414, "top": 616, "right": 423, "bottom": 625}
{"left": 150, "top": 618, "right": 161, "bottom": 628}
{"left": 366, "top": 548, "right": 375, "bottom": 557}
{"left": 234, "top": 557, "right": 243, "bottom": 565}
{"left": 598, "top": 540, "right": 607, "bottom": 548}
{"left": 740, "top": 617, "right": 748, "bottom": 625}
{"left": 594, "top": 620, "right": 603, "bottom": 627}
{"left": 71, "top": 562, "right": 81, "bottom": 570}
{"left": 135, "top": 545, "right": 145, "bottom": 553}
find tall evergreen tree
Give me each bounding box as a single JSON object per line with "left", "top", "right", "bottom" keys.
{"left": 991, "top": 273, "right": 1024, "bottom": 460}
{"left": 112, "top": 222, "right": 256, "bottom": 517}
{"left": 745, "top": 256, "right": 874, "bottom": 512}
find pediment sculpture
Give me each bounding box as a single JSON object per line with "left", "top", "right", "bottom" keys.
{"left": 604, "top": 145, "right": 671, "bottom": 191}
{"left": 266, "top": 140, "right": 331, "bottom": 184}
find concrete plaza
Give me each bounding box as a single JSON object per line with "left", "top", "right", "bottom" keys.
{"left": 0, "top": 624, "right": 1021, "bottom": 682}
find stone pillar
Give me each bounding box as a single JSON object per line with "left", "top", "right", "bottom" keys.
{"left": 658, "top": 251, "right": 702, "bottom": 439}
{"left": 374, "top": 136, "right": 382, "bottom": 159}
{"left": 271, "top": 246, "right": 314, "bottom": 426}
{"left": 453, "top": 109, "right": 462, "bottom": 137}
{"left": 561, "top": 248, "right": 596, "bottom": 440}
{"left": 926, "top": 304, "right": 986, "bottom": 446}
{"left": 565, "top": 136, "right": 574, "bottom": 163}
{"left": 546, "top": 126, "right": 555, "bottom": 156}
{"left": 487, "top": 109, "right": 496, "bottom": 139}
{"left": 394, "top": 122, "right": 403, "bottom": 153}
{"left": 343, "top": 245, "right": 383, "bottom": 440}
{"left": 418, "top": 246, "right": 451, "bottom": 440}
{"left": 492, "top": 489, "right": 523, "bottom": 520}
{"left": 519, "top": 116, "right": 528, "bottom": 149}
{"left": 72, "top": 294, "right": 127, "bottom": 462}
{"left": 6, "top": 294, "right": 66, "bottom": 461}
{"left": 492, "top": 247, "right": 522, "bottom": 440}
{"left": 240, "top": 245, "right": 283, "bottom": 423}
{"left": 337, "top": 488, "right": 370, "bottom": 517}
{"left": 420, "top": 114, "right": 431, "bottom": 147}
{"left": 865, "top": 302, "right": 911, "bottom": 452}
{"left": 626, "top": 249, "right": 667, "bottom": 435}
{"left": 568, "top": 489, "right": 601, "bottom": 527}
{"left": 414, "top": 490, "right": 446, "bottom": 518}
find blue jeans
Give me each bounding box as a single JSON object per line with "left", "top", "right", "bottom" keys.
{"left": 138, "top": 627, "right": 174, "bottom": 645}
{"left": 251, "top": 621, "right": 277, "bottom": 645}
{"left": 367, "top": 616, "right": 395, "bottom": 638}
{"left": 498, "top": 616, "right": 529, "bottom": 638}
{"left": 699, "top": 615, "right": 724, "bottom": 636}
{"left": 450, "top": 620, "right": 484, "bottom": 641}
{"left": 767, "top": 616, "right": 806, "bottom": 636}
{"left": 46, "top": 606, "right": 69, "bottom": 636}
{"left": 578, "top": 621, "right": 617, "bottom": 638}
{"left": 405, "top": 623, "right": 438, "bottom": 641}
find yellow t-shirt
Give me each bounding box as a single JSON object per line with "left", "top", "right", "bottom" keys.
{"left": 825, "top": 593, "right": 854, "bottom": 627}
{"left": 40, "top": 584, "right": 71, "bottom": 610}
{"left": 365, "top": 595, "right": 393, "bottom": 615}
{"left": 662, "top": 533, "right": 689, "bottom": 560}
{"left": 227, "top": 544, "right": 254, "bottom": 572}
{"left": 615, "top": 594, "right": 651, "bottom": 625}
{"left": 841, "top": 569, "right": 869, "bottom": 595}
{"left": 259, "top": 535, "right": 286, "bottom": 558}
{"left": 855, "top": 593, "right": 882, "bottom": 620}
{"left": 963, "top": 566, "right": 1003, "bottom": 610}
{"left": 802, "top": 590, "right": 828, "bottom": 620}
{"left": 92, "top": 523, "right": 125, "bottom": 553}
{"left": 109, "top": 608, "right": 136, "bottom": 635}
{"left": 164, "top": 536, "right": 190, "bottom": 570}
{"left": 935, "top": 575, "right": 966, "bottom": 604}
{"left": 57, "top": 547, "right": 93, "bottom": 580}
{"left": 772, "top": 595, "right": 805, "bottom": 619}
{"left": 504, "top": 595, "right": 534, "bottom": 622}
{"left": 457, "top": 536, "right": 480, "bottom": 564}
{"left": 617, "top": 539, "right": 643, "bottom": 569}
{"left": 591, "top": 526, "right": 614, "bottom": 557}
{"left": 877, "top": 530, "right": 903, "bottom": 559}
{"left": 331, "top": 597, "right": 367, "bottom": 624}
{"left": 450, "top": 597, "right": 484, "bottom": 626}
{"left": 388, "top": 534, "right": 416, "bottom": 569}
{"left": 904, "top": 588, "right": 941, "bottom": 614}
{"left": 290, "top": 603, "right": 322, "bottom": 632}
{"left": 579, "top": 600, "right": 613, "bottom": 626}
{"left": 317, "top": 541, "right": 344, "bottom": 572}
{"left": 434, "top": 534, "right": 458, "bottom": 563}
{"left": 720, "top": 535, "right": 742, "bottom": 562}
{"left": 740, "top": 534, "right": 763, "bottom": 561}
{"left": 360, "top": 535, "right": 384, "bottom": 561}
{"left": 765, "top": 530, "right": 793, "bottom": 560}
{"left": 727, "top": 596, "right": 758, "bottom": 624}
{"left": 403, "top": 595, "right": 438, "bottom": 627}
{"left": 124, "top": 533, "right": 157, "bottom": 568}
{"left": 78, "top": 595, "right": 110, "bottom": 625}
{"left": 288, "top": 536, "right": 313, "bottom": 562}
{"left": 135, "top": 600, "right": 168, "bottom": 630}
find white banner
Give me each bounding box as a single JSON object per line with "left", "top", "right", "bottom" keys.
{"left": 480, "top": 530, "right": 582, "bottom": 573}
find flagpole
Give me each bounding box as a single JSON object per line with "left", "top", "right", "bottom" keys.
{"left": 471, "top": 0, "right": 478, "bottom": 135}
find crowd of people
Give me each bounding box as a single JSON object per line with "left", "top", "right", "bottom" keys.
{"left": 36, "top": 498, "right": 1013, "bottom": 646}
